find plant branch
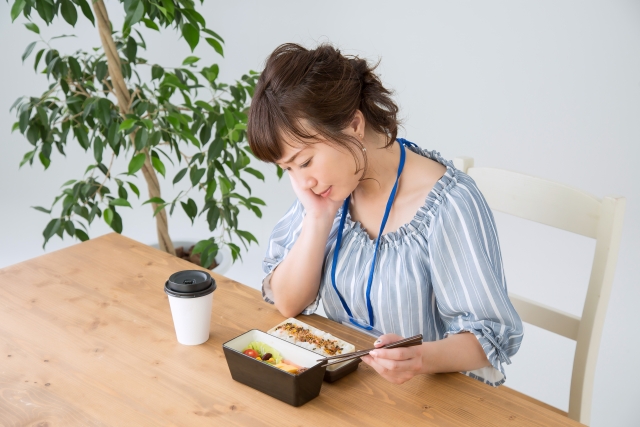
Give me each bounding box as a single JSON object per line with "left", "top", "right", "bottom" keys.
{"left": 92, "top": 0, "right": 175, "bottom": 255}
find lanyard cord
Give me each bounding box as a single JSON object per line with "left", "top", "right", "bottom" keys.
{"left": 330, "top": 139, "right": 410, "bottom": 329}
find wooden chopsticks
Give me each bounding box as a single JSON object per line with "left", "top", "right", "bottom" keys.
{"left": 317, "top": 334, "right": 423, "bottom": 367}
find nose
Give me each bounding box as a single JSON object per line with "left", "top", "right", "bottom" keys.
{"left": 292, "top": 170, "right": 317, "bottom": 191}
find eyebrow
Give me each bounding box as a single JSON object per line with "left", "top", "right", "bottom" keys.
{"left": 277, "top": 148, "right": 306, "bottom": 167}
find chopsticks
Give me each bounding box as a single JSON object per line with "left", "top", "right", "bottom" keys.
{"left": 317, "top": 334, "right": 423, "bottom": 367}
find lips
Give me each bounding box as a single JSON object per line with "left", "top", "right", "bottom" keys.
{"left": 318, "top": 186, "right": 332, "bottom": 198}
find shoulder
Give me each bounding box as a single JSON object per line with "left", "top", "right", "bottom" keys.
{"left": 403, "top": 145, "right": 490, "bottom": 233}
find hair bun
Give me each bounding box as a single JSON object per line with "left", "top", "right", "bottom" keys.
{"left": 248, "top": 43, "right": 400, "bottom": 166}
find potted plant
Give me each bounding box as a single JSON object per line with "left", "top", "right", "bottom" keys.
{"left": 8, "top": 0, "right": 266, "bottom": 270}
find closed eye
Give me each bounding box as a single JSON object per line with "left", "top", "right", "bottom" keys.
{"left": 300, "top": 158, "right": 312, "bottom": 168}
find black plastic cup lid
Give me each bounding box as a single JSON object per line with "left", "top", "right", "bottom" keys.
{"left": 164, "top": 270, "right": 216, "bottom": 298}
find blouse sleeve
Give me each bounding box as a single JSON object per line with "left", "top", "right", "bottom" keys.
{"left": 427, "top": 174, "right": 524, "bottom": 387}
{"left": 261, "top": 199, "right": 321, "bottom": 315}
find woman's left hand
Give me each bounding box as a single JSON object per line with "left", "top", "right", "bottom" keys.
{"left": 360, "top": 334, "right": 425, "bottom": 384}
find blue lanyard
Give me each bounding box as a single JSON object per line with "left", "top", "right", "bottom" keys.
{"left": 330, "top": 138, "right": 415, "bottom": 330}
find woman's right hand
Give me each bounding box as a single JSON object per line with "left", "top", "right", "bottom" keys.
{"left": 289, "top": 174, "right": 344, "bottom": 220}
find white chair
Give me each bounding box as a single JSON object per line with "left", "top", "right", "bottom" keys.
{"left": 453, "top": 157, "right": 625, "bottom": 426}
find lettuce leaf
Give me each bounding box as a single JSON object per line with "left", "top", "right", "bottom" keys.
{"left": 244, "top": 341, "right": 283, "bottom": 363}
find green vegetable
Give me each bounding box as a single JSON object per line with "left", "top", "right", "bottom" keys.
{"left": 244, "top": 341, "right": 283, "bottom": 364}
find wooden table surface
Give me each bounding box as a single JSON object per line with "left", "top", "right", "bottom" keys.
{"left": 0, "top": 233, "right": 584, "bottom": 427}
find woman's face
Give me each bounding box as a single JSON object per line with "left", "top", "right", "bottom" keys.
{"left": 276, "top": 136, "right": 363, "bottom": 202}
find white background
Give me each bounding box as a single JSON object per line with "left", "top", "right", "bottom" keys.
{"left": 0, "top": 1, "right": 638, "bottom": 425}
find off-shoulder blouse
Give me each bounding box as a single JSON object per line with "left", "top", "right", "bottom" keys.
{"left": 260, "top": 143, "right": 523, "bottom": 386}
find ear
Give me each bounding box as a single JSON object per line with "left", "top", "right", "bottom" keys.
{"left": 347, "top": 110, "right": 365, "bottom": 137}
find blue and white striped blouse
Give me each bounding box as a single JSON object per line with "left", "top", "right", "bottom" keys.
{"left": 261, "top": 144, "right": 523, "bottom": 386}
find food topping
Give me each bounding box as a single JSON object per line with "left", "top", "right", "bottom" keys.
{"left": 242, "top": 341, "right": 307, "bottom": 374}
{"left": 243, "top": 349, "right": 259, "bottom": 358}
{"left": 274, "top": 323, "right": 344, "bottom": 356}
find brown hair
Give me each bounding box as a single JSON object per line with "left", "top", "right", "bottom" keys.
{"left": 247, "top": 43, "right": 400, "bottom": 173}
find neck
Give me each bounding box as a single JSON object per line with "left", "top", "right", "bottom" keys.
{"left": 352, "top": 132, "right": 400, "bottom": 201}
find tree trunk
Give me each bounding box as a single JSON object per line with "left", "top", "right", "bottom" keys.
{"left": 92, "top": 1, "right": 175, "bottom": 255}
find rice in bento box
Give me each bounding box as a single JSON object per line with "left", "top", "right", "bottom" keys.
{"left": 267, "top": 318, "right": 356, "bottom": 370}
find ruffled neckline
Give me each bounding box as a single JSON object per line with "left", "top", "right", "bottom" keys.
{"left": 341, "top": 144, "right": 459, "bottom": 247}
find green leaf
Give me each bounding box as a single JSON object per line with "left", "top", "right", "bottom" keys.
{"left": 236, "top": 229, "right": 258, "bottom": 244}
{"left": 160, "top": 0, "right": 175, "bottom": 17}
{"left": 127, "top": 181, "right": 140, "bottom": 198}
{"left": 103, "top": 207, "right": 114, "bottom": 225}
{"left": 180, "top": 198, "right": 197, "bottom": 224}
{"left": 151, "top": 64, "right": 164, "bottom": 80}
{"left": 109, "top": 198, "right": 132, "bottom": 208}
{"left": 35, "top": 0, "right": 54, "bottom": 24}
{"left": 75, "top": 0, "right": 95, "bottom": 25}
{"left": 244, "top": 167, "right": 265, "bottom": 181}
{"left": 142, "top": 196, "right": 165, "bottom": 205}
{"left": 22, "top": 41, "right": 37, "bottom": 63}
{"left": 191, "top": 239, "right": 213, "bottom": 255}
{"left": 151, "top": 156, "right": 165, "bottom": 177}
{"left": 97, "top": 98, "right": 111, "bottom": 127}
{"left": 206, "top": 204, "right": 220, "bottom": 231}
{"left": 95, "top": 61, "right": 107, "bottom": 82}
{"left": 205, "top": 179, "right": 217, "bottom": 200}
{"left": 73, "top": 127, "right": 90, "bottom": 151}
{"left": 33, "top": 48, "right": 45, "bottom": 71}
{"left": 19, "top": 150, "right": 35, "bottom": 167}
{"left": 182, "top": 56, "right": 200, "bottom": 66}
{"left": 75, "top": 228, "right": 89, "bottom": 241}
{"left": 128, "top": 153, "right": 146, "bottom": 175}
{"left": 205, "top": 37, "right": 224, "bottom": 57}
{"left": 182, "top": 23, "right": 199, "bottom": 52}
{"left": 119, "top": 118, "right": 137, "bottom": 131}
{"left": 189, "top": 167, "right": 205, "bottom": 186}
{"left": 250, "top": 205, "right": 262, "bottom": 218}
{"left": 201, "top": 244, "right": 218, "bottom": 269}
{"left": 173, "top": 167, "right": 188, "bottom": 185}
{"left": 64, "top": 220, "right": 76, "bottom": 237}
{"left": 201, "top": 64, "right": 219, "bottom": 83}
{"left": 224, "top": 109, "right": 234, "bottom": 130}
{"left": 110, "top": 211, "right": 123, "bottom": 233}
{"left": 125, "top": 37, "right": 137, "bottom": 63}
{"left": 126, "top": 0, "right": 144, "bottom": 27}
{"left": 202, "top": 28, "right": 225, "bottom": 43}
{"left": 93, "top": 136, "right": 103, "bottom": 163}
{"left": 248, "top": 197, "right": 266, "bottom": 206}
{"left": 228, "top": 242, "right": 241, "bottom": 262}
{"left": 134, "top": 128, "right": 148, "bottom": 151}
{"left": 218, "top": 176, "right": 231, "bottom": 195}
{"left": 142, "top": 18, "right": 159, "bottom": 31}
{"left": 181, "top": 9, "right": 205, "bottom": 27}
{"left": 25, "top": 22, "right": 40, "bottom": 34}
{"left": 61, "top": 179, "right": 77, "bottom": 188}
{"left": 60, "top": 0, "right": 78, "bottom": 26}
{"left": 68, "top": 56, "right": 82, "bottom": 79}
{"left": 31, "top": 206, "right": 51, "bottom": 214}
{"left": 11, "top": 0, "right": 26, "bottom": 22}
{"left": 42, "top": 218, "right": 61, "bottom": 247}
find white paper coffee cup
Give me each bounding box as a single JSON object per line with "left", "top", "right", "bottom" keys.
{"left": 164, "top": 270, "right": 216, "bottom": 345}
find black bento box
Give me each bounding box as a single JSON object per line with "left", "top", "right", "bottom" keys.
{"left": 222, "top": 330, "right": 327, "bottom": 407}
{"left": 324, "top": 358, "right": 361, "bottom": 382}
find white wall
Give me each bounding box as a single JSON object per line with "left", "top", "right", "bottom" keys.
{"left": 1, "top": 1, "right": 638, "bottom": 425}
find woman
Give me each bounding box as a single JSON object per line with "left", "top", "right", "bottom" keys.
{"left": 246, "top": 43, "right": 523, "bottom": 386}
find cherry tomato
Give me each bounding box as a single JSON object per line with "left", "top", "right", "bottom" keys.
{"left": 243, "top": 349, "right": 259, "bottom": 358}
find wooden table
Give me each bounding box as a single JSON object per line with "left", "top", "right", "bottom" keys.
{"left": 0, "top": 233, "right": 584, "bottom": 426}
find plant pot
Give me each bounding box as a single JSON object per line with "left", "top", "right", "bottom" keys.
{"left": 150, "top": 240, "right": 233, "bottom": 276}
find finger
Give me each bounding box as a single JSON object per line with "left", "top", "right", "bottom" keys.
{"left": 370, "top": 356, "right": 420, "bottom": 373}
{"left": 362, "top": 355, "right": 415, "bottom": 384}
{"left": 373, "top": 333, "right": 403, "bottom": 348}
{"left": 370, "top": 346, "right": 421, "bottom": 361}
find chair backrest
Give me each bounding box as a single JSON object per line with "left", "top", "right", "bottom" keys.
{"left": 453, "top": 157, "right": 625, "bottom": 425}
